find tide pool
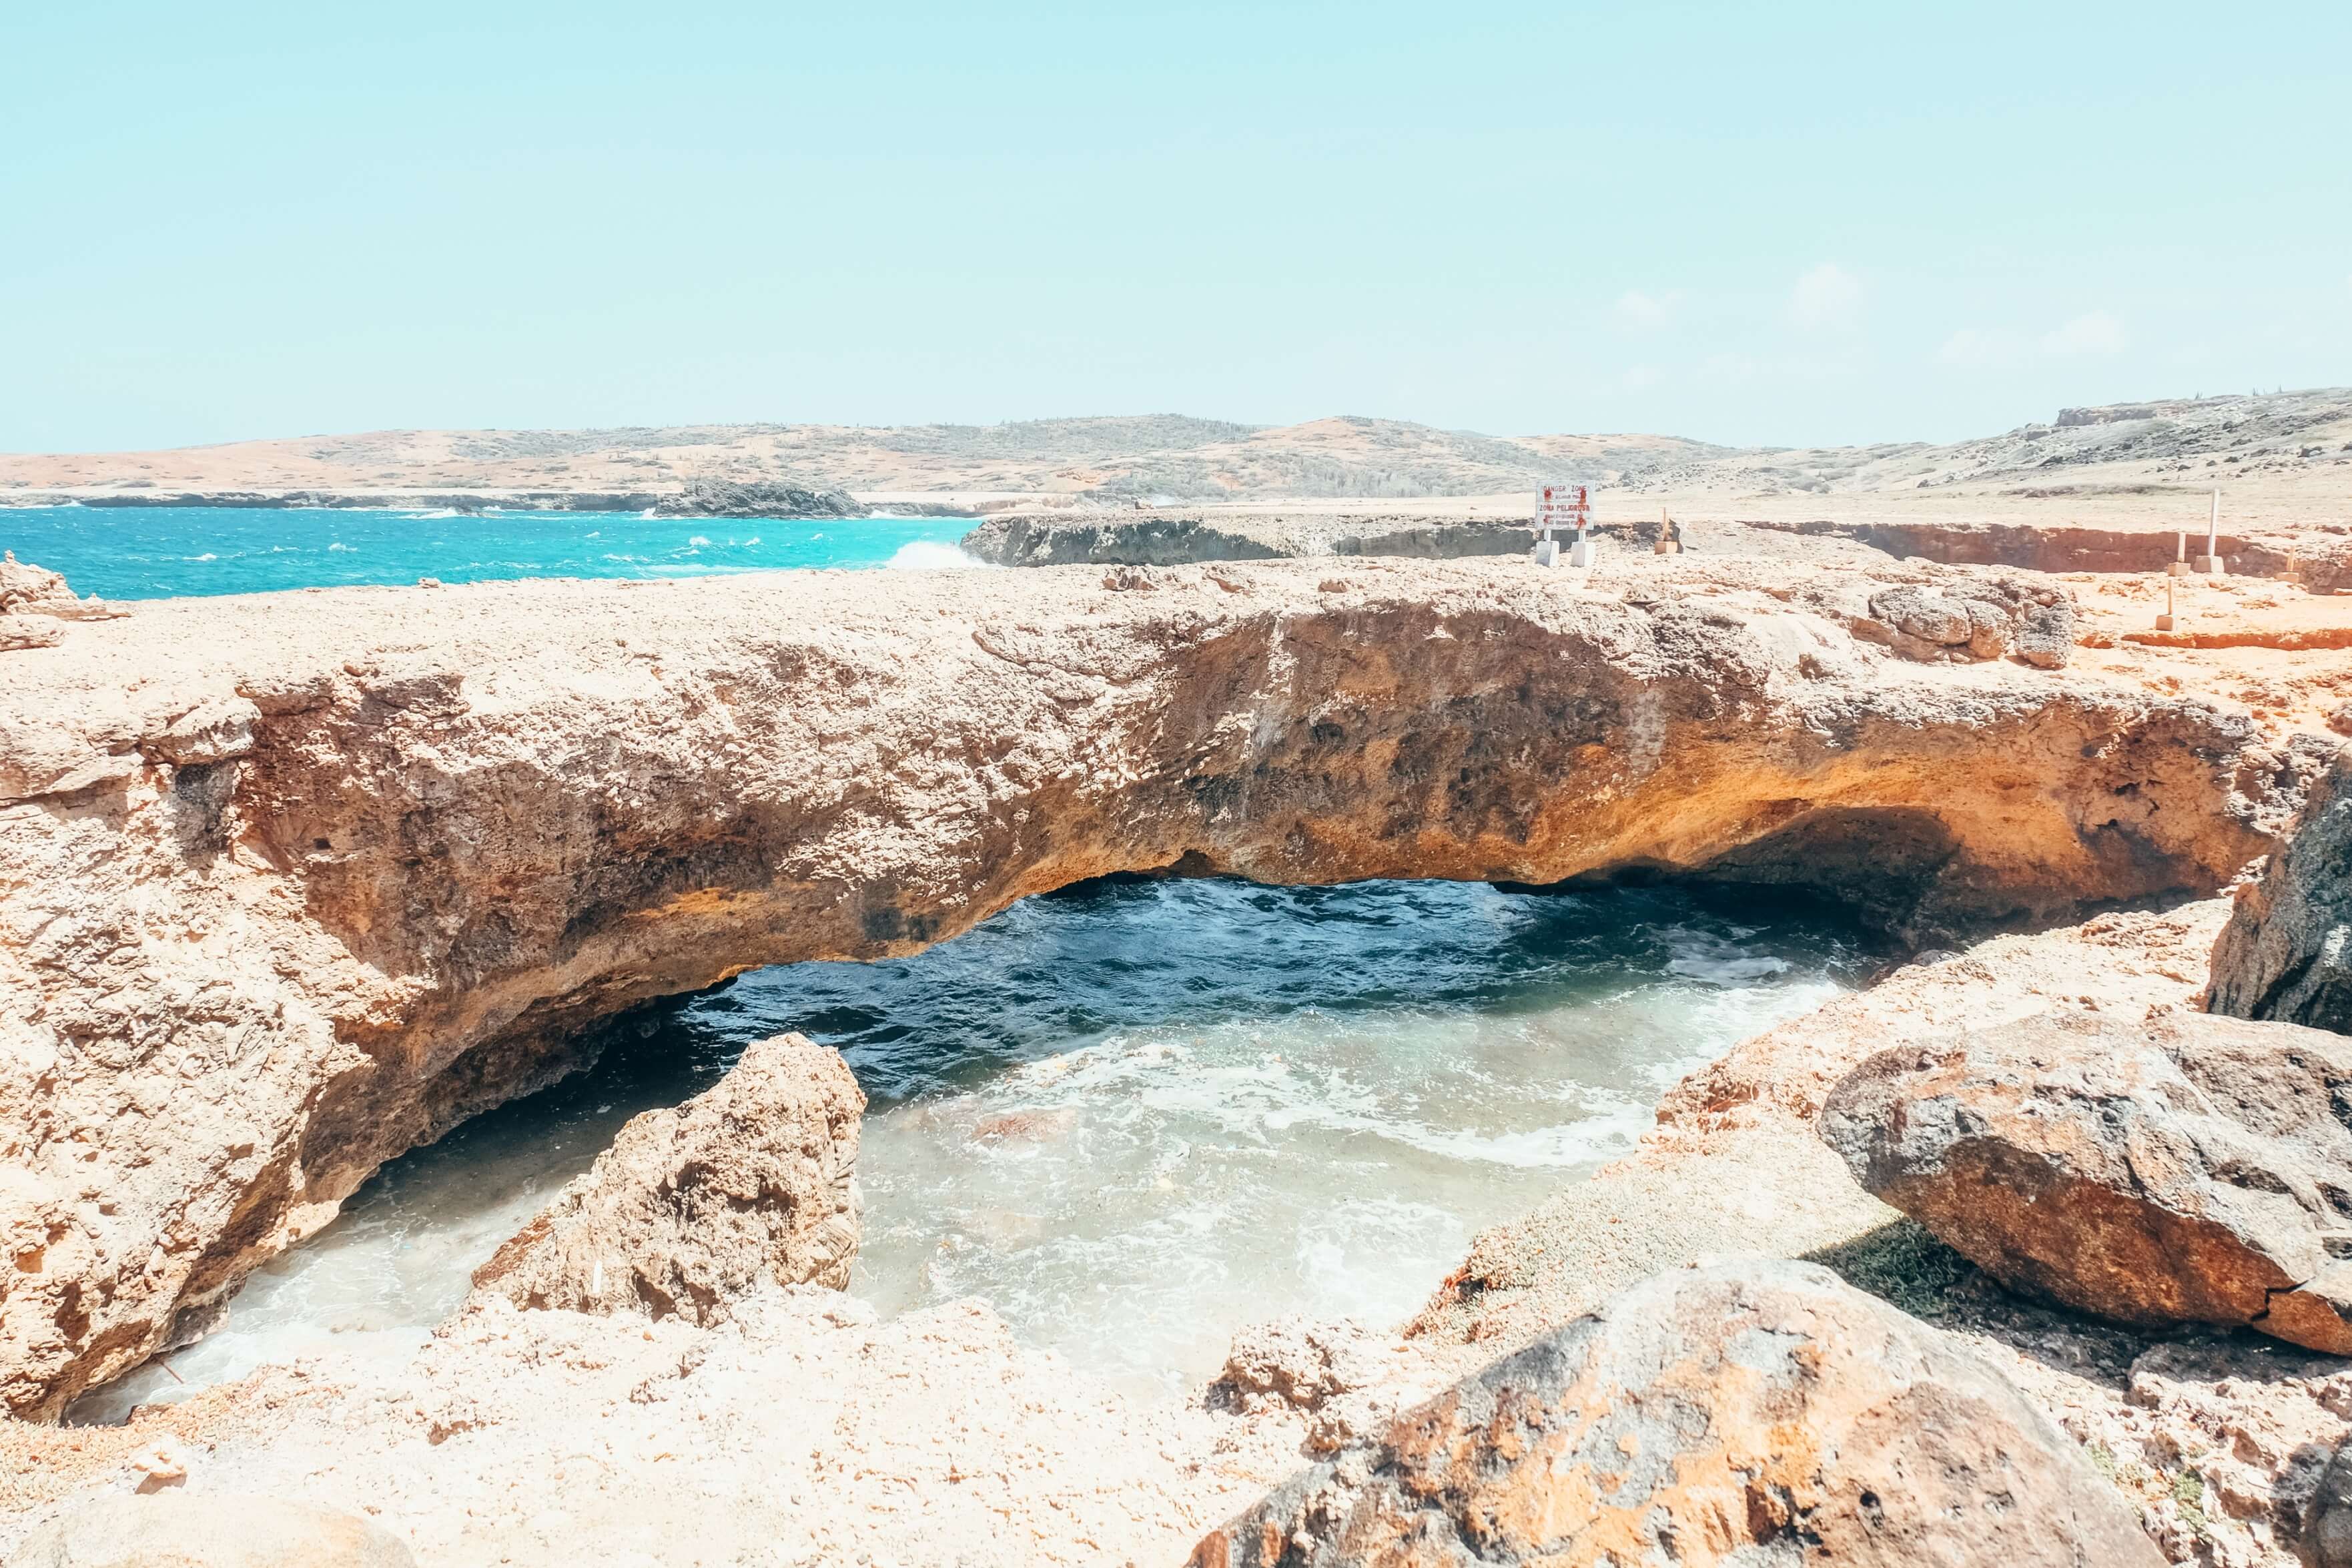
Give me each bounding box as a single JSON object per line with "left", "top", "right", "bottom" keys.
{"left": 0, "top": 506, "right": 979, "bottom": 600}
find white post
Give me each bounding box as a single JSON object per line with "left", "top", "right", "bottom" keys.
{"left": 2195, "top": 488, "right": 2225, "bottom": 574}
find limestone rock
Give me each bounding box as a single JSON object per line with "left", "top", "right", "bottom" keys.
{"left": 1188, "top": 1259, "right": 2161, "bottom": 1567}
{"left": 2213, "top": 751, "right": 2352, "bottom": 1036}
{"left": 1216, "top": 1318, "right": 1383, "bottom": 1411}
{"left": 1859, "top": 578, "right": 2071, "bottom": 666}
{"left": 1820, "top": 1011, "right": 2352, "bottom": 1351}
{"left": 1210, "top": 1317, "right": 1436, "bottom": 1456}
{"left": 0, "top": 553, "right": 125, "bottom": 623}
{"left": 466, "top": 1032, "right": 863, "bottom": 1322}
{"left": 0, "top": 615, "right": 64, "bottom": 652}
{"left": 5, "top": 1492, "right": 414, "bottom": 1567}
{"left": 1870, "top": 584, "right": 1975, "bottom": 645}
{"left": 2018, "top": 595, "right": 2079, "bottom": 667}
{"left": 141, "top": 699, "right": 260, "bottom": 767}
{"left": 658, "top": 479, "right": 864, "bottom": 519}
{"left": 0, "top": 559, "right": 2299, "bottom": 1419}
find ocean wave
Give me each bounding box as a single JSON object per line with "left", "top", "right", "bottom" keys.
{"left": 885, "top": 540, "right": 989, "bottom": 570}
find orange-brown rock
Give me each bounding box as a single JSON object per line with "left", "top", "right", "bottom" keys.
{"left": 0, "top": 556, "right": 2307, "bottom": 1417}
{"left": 1188, "top": 1259, "right": 2161, "bottom": 1567}
{"left": 464, "top": 1032, "right": 861, "bottom": 1321}
{"left": 1820, "top": 1012, "right": 2352, "bottom": 1350}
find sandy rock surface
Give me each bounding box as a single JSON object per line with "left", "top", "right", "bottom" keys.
{"left": 466, "top": 1032, "right": 862, "bottom": 1322}
{"left": 2, "top": 552, "right": 2303, "bottom": 1418}
{"left": 1823, "top": 1012, "right": 2352, "bottom": 1352}
{"left": 1192, "top": 1259, "right": 2163, "bottom": 1567}
{"left": 0, "top": 1288, "right": 1411, "bottom": 1568}
{"left": 6, "top": 1490, "right": 414, "bottom": 1567}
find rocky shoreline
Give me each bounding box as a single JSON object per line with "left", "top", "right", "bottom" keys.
{"left": 6, "top": 534, "right": 2352, "bottom": 1565}
{"left": 1, "top": 481, "right": 976, "bottom": 519}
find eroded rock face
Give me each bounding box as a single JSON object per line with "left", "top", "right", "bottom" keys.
{"left": 466, "top": 1033, "right": 861, "bottom": 1321}
{"left": 0, "top": 554, "right": 125, "bottom": 626}
{"left": 7, "top": 1491, "right": 414, "bottom": 1567}
{"left": 2214, "top": 751, "right": 2352, "bottom": 1036}
{"left": 0, "top": 558, "right": 2301, "bottom": 1417}
{"left": 1821, "top": 1012, "right": 2352, "bottom": 1350}
{"left": 1189, "top": 1259, "right": 2161, "bottom": 1567}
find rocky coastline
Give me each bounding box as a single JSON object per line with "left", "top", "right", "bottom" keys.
{"left": 6, "top": 532, "right": 2352, "bottom": 1566}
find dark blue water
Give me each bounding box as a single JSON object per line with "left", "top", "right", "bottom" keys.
{"left": 0, "top": 506, "right": 976, "bottom": 600}
{"left": 79, "top": 878, "right": 1869, "bottom": 1418}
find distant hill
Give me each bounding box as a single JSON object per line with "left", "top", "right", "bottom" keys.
{"left": 3, "top": 389, "right": 2346, "bottom": 502}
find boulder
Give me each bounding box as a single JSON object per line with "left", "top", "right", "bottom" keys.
{"left": 2213, "top": 751, "right": 2352, "bottom": 1036}
{"left": 2016, "top": 596, "right": 2078, "bottom": 668}
{"left": 1188, "top": 1260, "right": 2161, "bottom": 1567}
{"left": 466, "top": 1032, "right": 863, "bottom": 1324}
{"left": 1820, "top": 1011, "right": 2352, "bottom": 1351}
{"left": 5, "top": 1492, "right": 413, "bottom": 1567}
{"left": 1859, "top": 580, "right": 2072, "bottom": 667}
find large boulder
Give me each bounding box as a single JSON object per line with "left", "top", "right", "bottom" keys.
{"left": 1187, "top": 1260, "right": 2160, "bottom": 1567}
{"left": 2213, "top": 751, "right": 2352, "bottom": 1036}
{"left": 1820, "top": 1011, "right": 2352, "bottom": 1351}
{"left": 465, "top": 1032, "right": 863, "bottom": 1323}
{"left": 5, "top": 1492, "right": 413, "bottom": 1567}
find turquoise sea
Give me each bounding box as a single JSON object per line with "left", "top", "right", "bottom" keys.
{"left": 0, "top": 505, "right": 977, "bottom": 600}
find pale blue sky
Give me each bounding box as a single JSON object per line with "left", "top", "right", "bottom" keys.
{"left": 4, "top": 1, "right": 2346, "bottom": 452}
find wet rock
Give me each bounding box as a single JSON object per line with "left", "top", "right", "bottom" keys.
{"left": 1188, "top": 1259, "right": 2161, "bottom": 1567}
{"left": 466, "top": 1032, "right": 863, "bottom": 1324}
{"left": 6, "top": 1491, "right": 414, "bottom": 1567}
{"left": 2213, "top": 751, "right": 2352, "bottom": 1037}
{"left": 1820, "top": 1011, "right": 2352, "bottom": 1351}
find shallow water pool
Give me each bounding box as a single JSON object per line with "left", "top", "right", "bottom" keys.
{"left": 75, "top": 877, "right": 1870, "bottom": 1421}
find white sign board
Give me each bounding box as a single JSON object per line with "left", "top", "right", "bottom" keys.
{"left": 1537, "top": 484, "right": 1589, "bottom": 538}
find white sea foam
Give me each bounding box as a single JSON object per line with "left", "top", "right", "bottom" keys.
{"left": 76, "top": 882, "right": 1861, "bottom": 1417}
{"left": 885, "top": 540, "right": 989, "bottom": 570}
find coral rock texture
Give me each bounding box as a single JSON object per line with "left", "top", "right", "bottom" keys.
{"left": 465, "top": 1032, "right": 862, "bottom": 1320}
{"left": 1821, "top": 1011, "right": 2352, "bottom": 1350}
{"left": 1188, "top": 1259, "right": 2163, "bottom": 1567}
{"left": 0, "top": 556, "right": 2302, "bottom": 1417}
